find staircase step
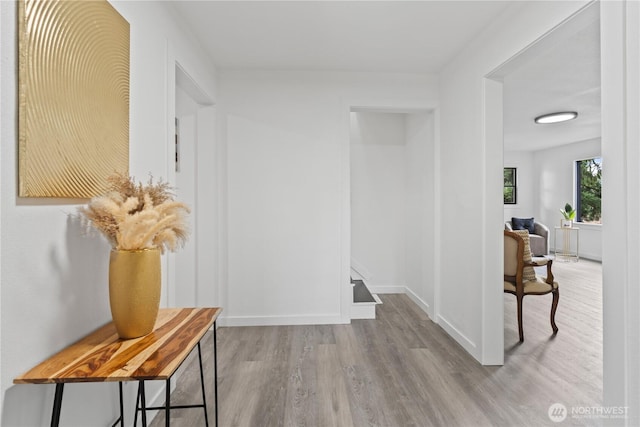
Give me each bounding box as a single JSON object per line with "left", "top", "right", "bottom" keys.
{"left": 353, "top": 280, "right": 376, "bottom": 303}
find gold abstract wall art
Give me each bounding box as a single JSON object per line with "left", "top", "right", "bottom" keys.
{"left": 18, "top": 0, "right": 130, "bottom": 198}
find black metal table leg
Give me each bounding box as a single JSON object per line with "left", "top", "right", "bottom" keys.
{"left": 197, "top": 342, "right": 209, "bottom": 427}
{"left": 50, "top": 383, "right": 64, "bottom": 427}
{"left": 118, "top": 382, "right": 124, "bottom": 427}
{"left": 140, "top": 380, "right": 147, "bottom": 427}
{"left": 165, "top": 378, "right": 171, "bottom": 427}
{"left": 214, "top": 321, "right": 218, "bottom": 427}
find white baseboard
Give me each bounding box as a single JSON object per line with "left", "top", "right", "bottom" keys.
{"left": 436, "top": 314, "right": 478, "bottom": 357}
{"left": 404, "top": 287, "right": 432, "bottom": 318}
{"left": 551, "top": 250, "right": 602, "bottom": 262}
{"left": 218, "top": 314, "right": 347, "bottom": 327}
{"left": 577, "top": 253, "right": 602, "bottom": 262}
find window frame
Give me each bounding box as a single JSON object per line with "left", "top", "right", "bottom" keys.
{"left": 575, "top": 156, "right": 602, "bottom": 224}
{"left": 503, "top": 167, "right": 517, "bottom": 205}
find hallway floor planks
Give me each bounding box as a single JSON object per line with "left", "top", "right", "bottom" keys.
{"left": 151, "top": 260, "right": 602, "bottom": 426}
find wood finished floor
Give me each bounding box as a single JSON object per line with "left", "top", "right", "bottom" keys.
{"left": 150, "top": 259, "right": 602, "bottom": 426}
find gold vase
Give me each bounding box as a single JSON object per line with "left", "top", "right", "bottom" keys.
{"left": 109, "top": 248, "right": 161, "bottom": 339}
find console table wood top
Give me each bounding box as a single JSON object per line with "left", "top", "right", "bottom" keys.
{"left": 14, "top": 307, "right": 222, "bottom": 384}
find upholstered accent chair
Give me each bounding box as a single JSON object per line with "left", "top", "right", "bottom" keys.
{"left": 504, "top": 230, "right": 559, "bottom": 342}
{"left": 505, "top": 219, "right": 549, "bottom": 256}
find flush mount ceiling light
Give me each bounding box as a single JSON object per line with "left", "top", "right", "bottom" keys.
{"left": 534, "top": 111, "right": 578, "bottom": 124}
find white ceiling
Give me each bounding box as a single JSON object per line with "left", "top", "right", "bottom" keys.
{"left": 500, "top": 5, "right": 600, "bottom": 151}
{"left": 169, "top": 1, "right": 601, "bottom": 151}
{"left": 169, "top": 1, "right": 513, "bottom": 73}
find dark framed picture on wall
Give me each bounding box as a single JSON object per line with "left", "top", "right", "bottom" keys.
{"left": 504, "top": 167, "right": 517, "bottom": 204}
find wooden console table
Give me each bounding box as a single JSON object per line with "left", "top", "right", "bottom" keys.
{"left": 14, "top": 307, "right": 222, "bottom": 427}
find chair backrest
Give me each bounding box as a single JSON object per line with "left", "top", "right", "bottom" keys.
{"left": 504, "top": 231, "right": 524, "bottom": 280}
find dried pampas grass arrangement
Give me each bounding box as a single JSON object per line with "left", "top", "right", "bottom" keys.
{"left": 79, "top": 173, "right": 190, "bottom": 253}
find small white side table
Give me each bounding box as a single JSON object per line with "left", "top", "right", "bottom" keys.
{"left": 554, "top": 226, "right": 579, "bottom": 262}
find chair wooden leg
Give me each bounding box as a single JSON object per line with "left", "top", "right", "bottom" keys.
{"left": 551, "top": 290, "right": 559, "bottom": 335}
{"left": 517, "top": 295, "right": 524, "bottom": 342}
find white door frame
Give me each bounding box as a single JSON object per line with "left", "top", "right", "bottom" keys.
{"left": 165, "top": 53, "right": 216, "bottom": 309}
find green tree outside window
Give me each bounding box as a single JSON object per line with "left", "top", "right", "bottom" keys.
{"left": 576, "top": 157, "right": 602, "bottom": 224}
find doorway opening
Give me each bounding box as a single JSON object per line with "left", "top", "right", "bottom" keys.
{"left": 487, "top": 0, "right": 602, "bottom": 405}
{"left": 170, "top": 64, "right": 216, "bottom": 308}
{"left": 348, "top": 107, "right": 437, "bottom": 321}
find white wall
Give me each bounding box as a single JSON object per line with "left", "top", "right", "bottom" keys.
{"left": 503, "top": 151, "right": 535, "bottom": 221}
{"left": 350, "top": 112, "right": 407, "bottom": 292}
{"left": 0, "top": 1, "right": 218, "bottom": 425}
{"left": 534, "top": 138, "right": 601, "bottom": 260}
{"left": 404, "top": 112, "right": 436, "bottom": 318}
{"left": 219, "top": 70, "right": 438, "bottom": 326}
{"left": 350, "top": 111, "right": 406, "bottom": 146}
{"left": 438, "top": 0, "right": 589, "bottom": 364}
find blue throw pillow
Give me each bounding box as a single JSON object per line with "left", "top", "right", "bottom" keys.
{"left": 512, "top": 217, "right": 535, "bottom": 234}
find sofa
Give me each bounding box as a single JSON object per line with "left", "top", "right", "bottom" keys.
{"left": 505, "top": 218, "right": 549, "bottom": 256}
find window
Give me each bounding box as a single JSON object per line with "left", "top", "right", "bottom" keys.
{"left": 576, "top": 157, "right": 602, "bottom": 224}
{"left": 504, "top": 167, "right": 517, "bottom": 204}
